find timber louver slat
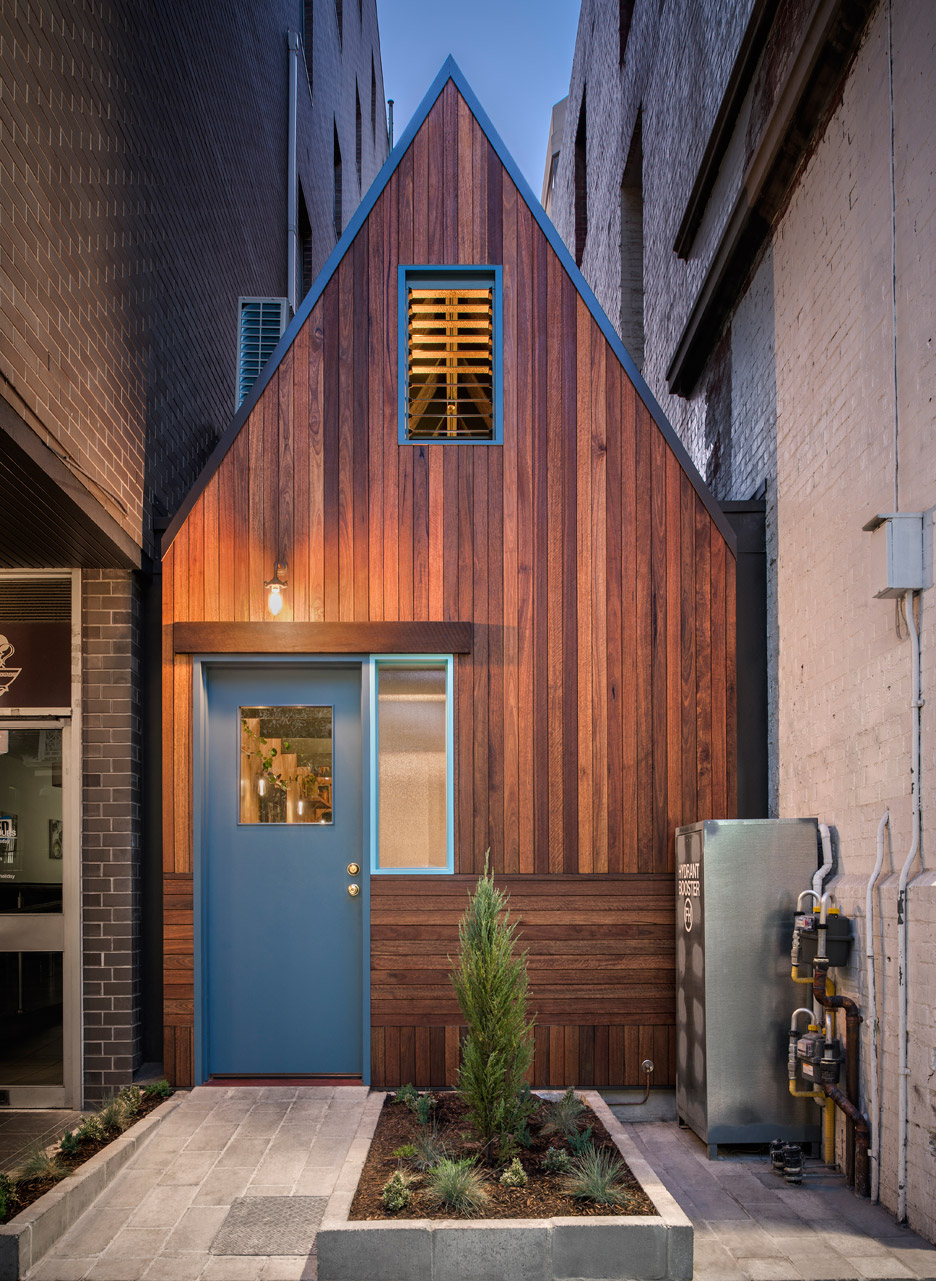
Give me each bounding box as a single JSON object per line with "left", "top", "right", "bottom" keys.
{"left": 162, "top": 78, "right": 736, "bottom": 1087}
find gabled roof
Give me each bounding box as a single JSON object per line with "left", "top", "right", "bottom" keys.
{"left": 163, "top": 57, "right": 735, "bottom": 554}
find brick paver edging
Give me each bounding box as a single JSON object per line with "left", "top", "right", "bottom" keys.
{"left": 0, "top": 1094, "right": 184, "bottom": 1281}
{"left": 317, "top": 1089, "right": 694, "bottom": 1281}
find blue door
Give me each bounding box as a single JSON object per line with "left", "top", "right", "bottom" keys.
{"left": 204, "top": 665, "right": 363, "bottom": 1075}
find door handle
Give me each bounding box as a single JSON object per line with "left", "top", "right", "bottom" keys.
{"left": 348, "top": 884, "right": 360, "bottom": 897}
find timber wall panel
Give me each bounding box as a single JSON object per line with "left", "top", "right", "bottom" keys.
{"left": 162, "top": 81, "right": 736, "bottom": 1085}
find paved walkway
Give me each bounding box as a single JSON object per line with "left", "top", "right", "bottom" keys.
{"left": 627, "top": 1121, "right": 936, "bottom": 1281}
{"left": 21, "top": 1087, "right": 936, "bottom": 1280}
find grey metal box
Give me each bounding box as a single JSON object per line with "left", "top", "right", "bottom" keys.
{"left": 675, "top": 818, "right": 822, "bottom": 1156}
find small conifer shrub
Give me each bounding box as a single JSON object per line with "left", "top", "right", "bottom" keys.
{"left": 450, "top": 853, "right": 535, "bottom": 1155}
{"left": 392, "top": 1083, "right": 419, "bottom": 1109}
{"left": 143, "top": 1078, "right": 172, "bottom": 1099}
{"left": 392, "top": 1143, "right": 418, "bottom": 1160}
{"left": 414, "top": 1092, "right": 436, "bottom": 1126}
{"left": 569, "top": 1126, "right": 594, "bottom": 1156}
{"left": 541, "top": 1146, "right": 572, "bottom": 1174}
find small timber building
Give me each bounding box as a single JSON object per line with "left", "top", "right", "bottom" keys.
{"left": 161, "top": 60, "right": 737, "bottom": 1089}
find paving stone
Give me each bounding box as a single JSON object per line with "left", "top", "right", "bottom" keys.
{"left": 200, "top": 1255, "right": 266, "bottom": 1279}
{"left": 27, "top": 1259, "right": 96, "bottom": 1280}
{"left": 102, "top": 1227, "right": 171, "bottom": 1258}
{"left": 162, "top": 1205, "right": 231, "bottom": 1253}
{"left": 211, "top": 1197, "right": 327, "bottom": 1256}
{"left": 259, "top": 1256, "right": 316, "bottom": 1280}
{"left": 192, "top": 1166, "right": 255, "bottom": 1206}
{"left": 737, "top": 1259, "right": 807, "bottom": 1281}
{"left": 183, "top": 1123, "right": 240, "bottom": 1152}
{"left": 57, "top": 1206, "right": 136, "bottom": 1257}
{"left": 843, "top": 1258, "right": 918, "bottom": 1279}
{"left": 245, "top": 1182, "right": 296, "bottom": 1196}
{"left": 84, "top": 1259, "right": 152, "bottom": 1281}
{"left": 141, "top": 1256, "right": 206, "bottom": 1280}
{"left": 127, "top": 1183, "right": 198, "bottom": 1228}
{"left": 713, "top": 1220, "right": 788, "bottom": 1258}
{"left": 690, "top": 1238, "right": 750, "bottom": 1280}
{"left": 158, "top": 1152, "right": 221, "bottom": 1186}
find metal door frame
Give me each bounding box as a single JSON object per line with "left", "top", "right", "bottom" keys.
{"left": 192, "top": 654, "right": 372, "bottom": 1085}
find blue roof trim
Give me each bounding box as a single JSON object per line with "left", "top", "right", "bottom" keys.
{"left": 163, "top": 56, "right": 735, "bottom": 556}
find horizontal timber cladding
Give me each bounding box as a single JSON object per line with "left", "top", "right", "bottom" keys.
{"left": 370, "top": 875, "right": 677, "bottom": 1089}
{"left": 161, "top": 79, "right": 735, "bottom": 1085}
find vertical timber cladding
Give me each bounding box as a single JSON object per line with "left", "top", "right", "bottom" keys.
{"left": 161, "top": 79, "right": 736, "bottom": 1088}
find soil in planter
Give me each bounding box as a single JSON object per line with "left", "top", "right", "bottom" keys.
{"left": 350, "top": 1092, "right": 657, "bottom": 1221}
{"left": 0, "top": 1092, "right": 171, "bottom": 1225}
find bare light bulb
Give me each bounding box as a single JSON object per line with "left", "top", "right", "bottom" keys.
{"left": 258, "top": 777, "right": 266, "bottom": 796}
{"left": 297, "top": 799, "right": 304, "bottom": 815}
{"left": 267, "top": 583, "right": 284, "bottom": 616}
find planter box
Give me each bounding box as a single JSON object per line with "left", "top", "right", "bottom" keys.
{"left": 0, "top": 1094, "right": 183, "bottom": 1281}
{"left": 317, "top": 1091, "right": 692, "bottom": 1281}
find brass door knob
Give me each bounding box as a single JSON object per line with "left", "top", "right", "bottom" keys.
{"left": 348, "top": 883, "right": 360, "bottom": 897}
{"left": 347, "top": 863, "right": 360, "bottom": 876}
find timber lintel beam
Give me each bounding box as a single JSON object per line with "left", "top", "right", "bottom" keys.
{"left": 172, "top": 621, "right": 473, "bottom": 654}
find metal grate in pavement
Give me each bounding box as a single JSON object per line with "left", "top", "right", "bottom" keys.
{"left": 211, "top": 1195, "right": 327, "bottom": 1256}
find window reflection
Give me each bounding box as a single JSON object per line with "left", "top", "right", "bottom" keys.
{"left": 0, "top": 728, "right": 63, "bottom": 913}
{"left": 240, "top": 707, "right": 333, "bottom": 824}
{"left": 377, "top": 666, "right": 447, "bottom": 868}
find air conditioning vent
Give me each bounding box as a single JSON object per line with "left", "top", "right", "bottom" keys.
{"left": 237, "top": 298, "right": 289, "bottom": 409}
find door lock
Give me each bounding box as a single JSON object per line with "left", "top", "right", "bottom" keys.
{"left": 347, "top": 863, "right": 360, "bottom": 876}
{"left": 348, "top": 883, "right": 360, "bottom": 897}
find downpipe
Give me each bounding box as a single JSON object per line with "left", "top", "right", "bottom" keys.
{"left": 287, "top": 30, "right": 300, "bottom": 316}
{"left": 866, "top": 811, "right": 889, "bottom": 1202}
{"left": 897, "top": 591, "right": 922, "bottom": 1222}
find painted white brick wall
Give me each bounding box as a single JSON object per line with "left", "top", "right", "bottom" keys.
{"left": 550, "top": 0, "right": 935, "bottom": 1239}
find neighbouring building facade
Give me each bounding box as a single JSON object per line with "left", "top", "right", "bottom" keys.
{"left": 547, "top": 0, "right": 935, "bottom": 1240}
{"left": 0, "top": 0, "right": 388, "bottom": 1107}
{"left": 159, "top": 60, "right": 738, "bottom": 1098}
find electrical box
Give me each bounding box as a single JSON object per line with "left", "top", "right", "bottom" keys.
{"left": 675, "top": 818, "right": 822, "bottom": 1157}
{"left": 862, "top": 512, "right": 925, "bottom": 598}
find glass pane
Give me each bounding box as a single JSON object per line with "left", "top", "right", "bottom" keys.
{"left": 0, "top": 951, "right": 63, "bottom": 1084}
{"left": 377, "top": 666, "right": 447, "bottom": 868}
{"left": 0, "top": 728, "right": 63, "bottom": 913}
{"left": 240, "top": 707, "right": 333, "bottom": 824}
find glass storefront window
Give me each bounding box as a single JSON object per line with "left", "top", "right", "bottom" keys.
{"left": 0, "top": 728, "right": 63, "bottom": 913}
{"left": 239, "top": 706, "right": 334, "bottom": 824}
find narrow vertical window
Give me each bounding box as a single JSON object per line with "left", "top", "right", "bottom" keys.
{"left": 302, "top": 0, "right": 313, "bottom": 89}
{"left": 355, "top": 85, "right": 362, "bottom": 188}
{"left": 371, "top": 56, "right": 377, "bottom": 143}
{"left": 620, "top": 112, "right": 644, "bottom": 370}
{"left": 333, "top": 124, "right": 343, "bottom": 237}
{"left": 335, "top": 0, "right": 342, "bottom": 47}
{"left": 298, "top": 182, "right": 313, "bottom": 300}
{"left": 574, "top": 90, "right": 587, "bottom": 266}
{"left": 399, "top": 267, "right": 502, "bottom": 444}
{"left": 372, "top": 659, "right": 453, "bottom": 872}
{"left": 619, "top": 0, "right": 635, "bottom": 64}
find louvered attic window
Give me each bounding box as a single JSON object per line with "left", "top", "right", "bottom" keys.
{"left": 237, "top": 297, "right": 288, "bottom": 409}
{"left": 399, "top": 267, "right": 502, "bottom": 444}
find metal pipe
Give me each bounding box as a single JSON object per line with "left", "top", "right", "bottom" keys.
{"left": 814, "top": 961, "right": 866, "bottom": 1193}
{"left": 866, "top": 811, "right": 889, "bottom": 1201}
{"left": 287, "top": 30, "right": 300, "bottom": 315}
{"left": 814, "top": 824, "right": 834, "bottom": 900}
{"left": 388, "top": 99, "right": 394, "bottom": 149}
{"left": 897, "top": 591, "right": 922, "bottom": 1222}
{"left": 824, "top": 1083, "right": 870, "bottom": 1197}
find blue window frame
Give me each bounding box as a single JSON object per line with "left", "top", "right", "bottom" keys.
{"left": 398, "top": 266, "right": 503, "bottom": 444}
{"left": 368, "top": 655, "right": 454, "bottom": 874}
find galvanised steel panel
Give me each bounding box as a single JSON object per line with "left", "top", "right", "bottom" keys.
{"left": 675, "top": 818, "right": 822, "bottom": 1152}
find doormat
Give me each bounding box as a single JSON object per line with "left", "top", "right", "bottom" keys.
{"left": 211, "top": 1196, "right": 327, "bottom": 1256}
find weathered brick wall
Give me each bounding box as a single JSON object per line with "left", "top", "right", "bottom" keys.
{"left": 81, "top": 570, "right": 143, "bottom": 1104}
{"left": 0, "top": 0, "right": 388, "bottom": 557}
{"left": 551, "top": 0, "right": 935, "bottom": 1239}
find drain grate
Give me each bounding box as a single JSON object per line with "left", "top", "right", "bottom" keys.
{"left": 211, "top": 1196, "right": 327, "bottom": 1256}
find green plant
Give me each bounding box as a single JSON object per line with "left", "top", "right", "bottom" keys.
{"left": 450, "top": 853, "right": 535, "bottom": 1156}
{"left": 117, "top": 1084, "right": 144, "bottom": 1119}
{"left": 392, "top": 1083, "right": 419, "bottom": 1109}
{"left": 17, "top": 1145, "right": 67, "bottom": 1182}
{"left": 381, "top": 1169, "right": 412, "bottom": 1212}
{"left": 59, "top": 1129, "right": 81, "bottom": 1156}
{"left": 541, "top": 1086, "right": 586, "bottom": 1140}
{"left": 0, "top": 1172, "right": 14, "bottom": 1221}
{"left": 568, "top": 1126, "right": 594, "bottom": 1156}
{"left": 541, "top": 1146, "right": 572, "bottom": 1174}
{"left": 414, "top": 1092, "right": 436, "bottom": 1126}
{"left": 412, "top": 1126, "right": 448, "bottom": 1171}
{"left": 143, "top": 1077, "right": 172, "bottom": 1099}
{"left": 515, "top": 1118, "right": 532, "bottom": 1149}
{"left": 97, "top": 1096, "right": 129, "bottom": 1133}
{"left": 392, "top": 1143, "right": 418, "bottom": 1160}
{"left": 564, "top": 1147, "right": 628, "bottom": 1206}
{"left": 499, "top": 1156, "right": 528, "bottom": 1187}
{"left": 75, "top": 1116, "right": 104, "bottom": 1143}
{"left": 425, "top": 1158, "right": 490, "bottom": 1216}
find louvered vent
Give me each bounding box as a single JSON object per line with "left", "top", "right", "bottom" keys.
{"left": 406, "top": 286, "right": 494, "bottom": 440}
{"left": 0, "top": 578, "right": 71, "bottom": 622}
{"left": 237, "top": 298, "right": 288, "bottom": 409}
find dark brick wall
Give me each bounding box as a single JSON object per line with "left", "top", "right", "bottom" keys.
{"left": 81, "top": 570, "right": 143, "bottom": 1104}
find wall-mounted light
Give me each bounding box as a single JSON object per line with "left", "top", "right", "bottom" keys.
{"left": 265, "top": 561, "right": 288, "bottom": 616}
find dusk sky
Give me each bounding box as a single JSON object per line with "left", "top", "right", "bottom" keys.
{"left": 376, "top": 0, "right": 581, "bottom": 200}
